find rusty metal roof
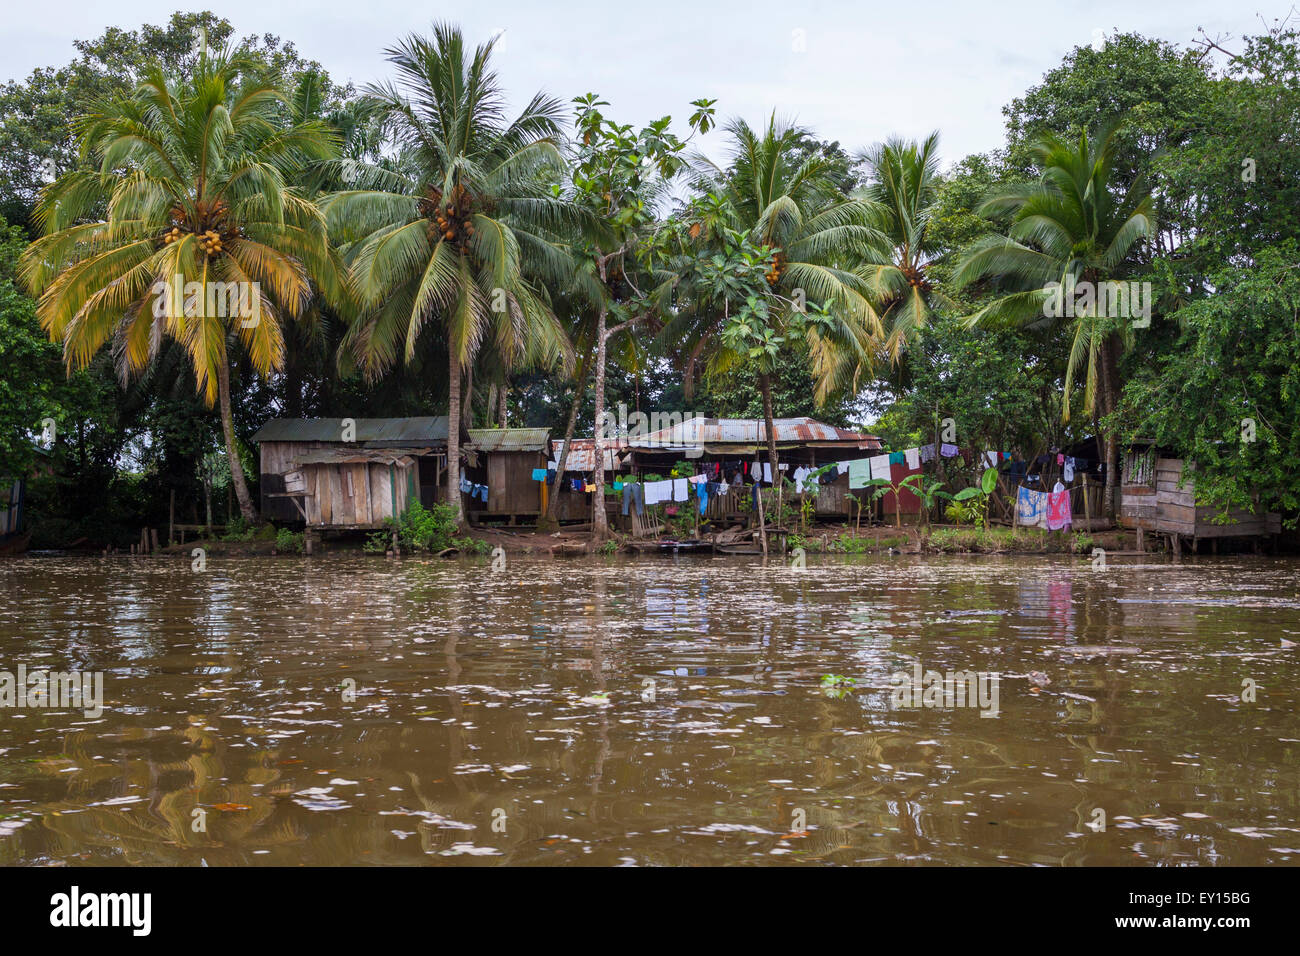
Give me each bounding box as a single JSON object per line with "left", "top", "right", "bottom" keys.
{"left": 549, "top": 437, "right": 628, "bottom": 472}
{"left": 628, "top": 417, "right": 879, "bottom": 450}
{"left": 466, "top": 427, "right": 551, "bottom": 453}
{"left": 252, "top": 417, "right": 449, "bottom": 444}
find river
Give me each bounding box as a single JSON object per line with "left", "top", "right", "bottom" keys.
{"left": 1, "top": 553, "right": 1297, "bottom": 865}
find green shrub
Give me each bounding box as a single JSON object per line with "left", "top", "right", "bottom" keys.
{"left": 366, "top": 502, "right": 459, "bottom": 553}
{"left": 831, "top": 533, "right": 871, "bottom": 553}
{"left": 275, "top": 527, "right": 304, "bottom": 554}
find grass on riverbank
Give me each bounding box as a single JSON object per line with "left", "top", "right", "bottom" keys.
{"left": 924, "top": 526, "right": 1094, "bottom": 554}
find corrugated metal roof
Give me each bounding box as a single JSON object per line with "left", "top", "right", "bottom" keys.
{"left": 628, "top": 417, "right": 879, "bottom": 449}
{"left": 466, "top": 427, "right": 551, "bottom": 452}
{"left": 252, "top": 417, "right": 449, "bottom": 443}
{"left": 549, "top": 437, "right": 627, "bottom": 472}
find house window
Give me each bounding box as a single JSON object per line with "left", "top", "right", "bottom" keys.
{"left": 1124, "top": 448, "right": 1155, "bottom": 487}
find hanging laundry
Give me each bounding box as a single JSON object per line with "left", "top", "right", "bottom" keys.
{"left": 1056, "top": 453, "right": 1065, "bottom": 465}
{"left": 920, "top": 443, "right": 936, "bottom": 463}
{"left": 460, "top": 477, "right": 473, "bottom": 494}
{"left": 869, "top": 455, "right": 892, "bottom": 480}
{"left": 848, "top": 458, "right": 872, "bottom": 490}
{"left": 687, "top": 474, "right": 706, "bottom": 485}
{"left": 643, "top": 480, "right": 669, "bottom": 505}
{"left": 1046, "top": 489, "right": 1072, "bottom": 530}
{"left": 762, "top": 462, "right": 773, "bottom": 483}
{"left": 940, "top": 443, "right": 959, "bottom": 458}
{"left": 888, "top": 451, "right": 905, "bottom": 466}
{"left": 583, "top": 481, "right": 596, "bottom": 493}
{"left": 905, "top": 447, "right": 921, "bottom": 470}
{"left": 621, "top": 481, "right": 644, "bottom": 516}
{"left": 613, "top": 479, "right": 624, "bottom": 491}
{"left": 672, "top": 478, "right": 688, "bottom": 502}
{"left": 1016, "top": 485, "right": 1048, "bottom": 529}
{"left": 717, "top": 480, "right": 730, "bottom": 496}
{"left": 696, "top": 481, "right": 709, "bottom": 514}
{"left": 982, "top": 450, "right": 1001, "bottom": 469}
{"left": 1063, "top": 457, "right": 1075, "bottom": 483}
{"left": 531, "top": 468, "right": 547, "bottom": 482}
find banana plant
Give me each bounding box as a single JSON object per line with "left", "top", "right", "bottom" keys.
{"left": 949, "top": 466, "right": 1000, "bottom": 530}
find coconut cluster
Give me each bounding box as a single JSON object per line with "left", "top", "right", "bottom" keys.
{"left": 765, "top": 251, "right": 786, "bottom": 287}
{"left": 419, "top": 184, "right": 476, "bottom": 245}
{"left": 159, "top": 199, "right": 238, "bottom": 258}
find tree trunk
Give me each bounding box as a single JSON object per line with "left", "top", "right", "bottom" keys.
{"left": 217, "top": 357, "right": 257, "bottom": 523}
{"left": 544, "top": 352, "right": 592, "bottom": 523}
{"left": 462, "top": 361, "right": 474, "bottom": 434}
{"left": 497, "top": 382, "right": 508, "bottom": 426}
{"left": 591, "top": 301, "right": 610, "bottom": 541}
{"left": 758, "top": 371, "right": 780, "bottom": 551}
{"left": 446, "top": 348, "right": 465, "bottom": 527}
{"left": 1099, "top": 333, "right": 1120, "bottom": 519}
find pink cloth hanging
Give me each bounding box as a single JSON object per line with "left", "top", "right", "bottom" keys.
{"left": 1046, "top": 489, "right": 1072, "bottom": 530}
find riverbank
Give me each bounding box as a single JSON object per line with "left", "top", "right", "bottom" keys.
{"left": 87, "top": 521, "right": 1129, "bottom": 560}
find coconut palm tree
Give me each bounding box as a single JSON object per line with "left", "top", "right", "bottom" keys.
{"left": 322, "top": 23, "right": 579, "bottom": 526}
{"left": 856, "top": 132, "right": 954, "bottom": 359}
{"left": 952, "top": 124, "right": 1155, "bottom": 516}
{"left": 672, "top": 116, "right": 887, "bottom": 485}
{"left": 21, "top": 44, "right": 344, "bottom": 522}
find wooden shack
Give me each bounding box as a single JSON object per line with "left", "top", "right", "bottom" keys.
{"left": 464, "top": 427, "right": 551, "bottom": 525}
{"left": 1119, "top": 443, "right": 1280, "bottom": 551}
{"left": 548, "top": 437, "right": 627, "bottom": 523}
{"left": 624, "top": 417, "right": 882, "bottom": 521}
{"left": 252, "top": 417, "right": 448, "bottom": 528}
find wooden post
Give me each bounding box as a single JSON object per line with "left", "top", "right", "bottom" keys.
{"left": 1136, "top": 525, "right": 1144, "bottom": 552}
{"left": 169, "top": 490, "right": 175, "bottom": 547}
{"left": 304, "top": 528, "right": 313, "bottom": 556}
{"left": 150, "top": 528, "right": 160, "bottom": 553}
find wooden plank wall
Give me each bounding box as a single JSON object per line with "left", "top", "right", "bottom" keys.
{"left": 1153, "top": 457, "right": 1280, "bottom": 538}
{"left": 301, "top": 461, "right": 413, "bottom": 528}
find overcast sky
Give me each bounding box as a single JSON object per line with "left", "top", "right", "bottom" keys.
{"left": 3, "top": 1, "right": 1288, "bottom": 168}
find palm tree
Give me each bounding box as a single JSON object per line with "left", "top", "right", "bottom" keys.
{"left": 856, "top": 132, "right": 953, "bottom": 359}
{"left": 21, "top": 44, "right": 344, "bottom": 522}
{"left": 675, "top": 116, "right": 886, "bottom": 485}
{"left": 323, "top": 23, "right": 577, "bottom": 526}
{"left": 953, "top": 124, "right": 1155, "bottom": 516}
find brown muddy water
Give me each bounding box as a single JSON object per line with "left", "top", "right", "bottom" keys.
{"left": 1, "top": 553, "right": 1298, "bottom": 866}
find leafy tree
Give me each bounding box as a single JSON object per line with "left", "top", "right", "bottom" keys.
{"left": 560, "top": 92, "right": 714, "bottom": 537}
{"left": 1119, "top": 243, "right": 1300, "bottom": 523}
{"left": 953, "top": 125, "right": 1155, "bottom": 516}
{"left": 856, "top": 132, "right": 953, "bottom": 358}
{"left": 324, "top": 23, "right": 579, "bottom": 526}
{"left": 21, "top": 42, "right": 344, "bottom": 521}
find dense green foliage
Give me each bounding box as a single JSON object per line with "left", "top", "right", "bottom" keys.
{"left": 4, "top": 11, "right": 1300, "bottom": 545}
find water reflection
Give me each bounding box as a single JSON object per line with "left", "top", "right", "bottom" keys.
{"left": 1, "top": 553, "right": 1298, "bottom": 865}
